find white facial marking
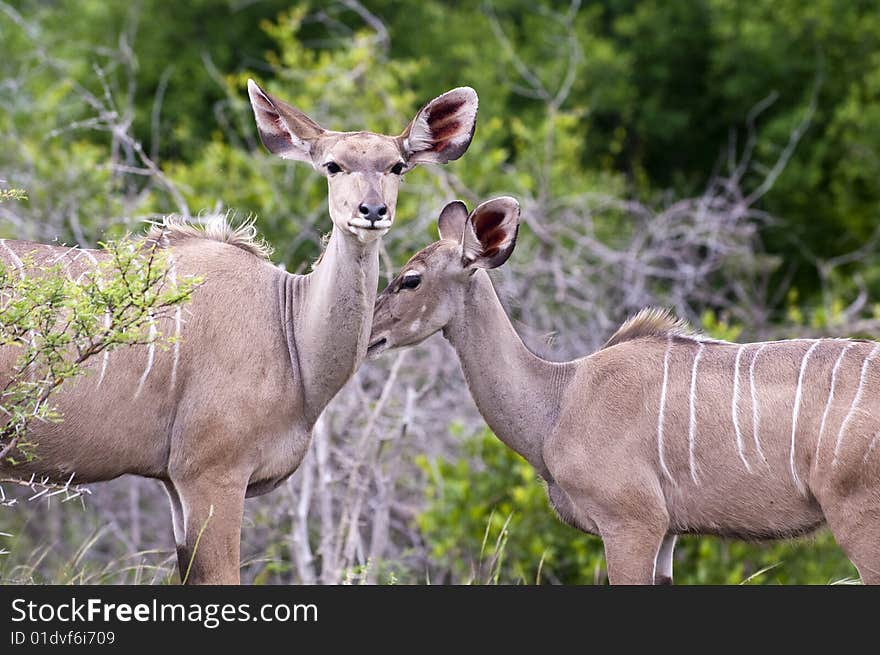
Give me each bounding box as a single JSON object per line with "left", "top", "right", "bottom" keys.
{"left": 347, "top": 217, "right": 392, "bottom": 230}
{"left": 657, "top": 337, "right": 676, "bottom": 485}
{"left": 410, "top": 319, "right": 421, "bottom": 333}
{"left": 833, "top": 342, "right": 880, "bottom": 466}
{"left": 748, "top": 343, "right": 769, "bottom": 465}
{"left": 688, "top": 342, "right": 705, "bottom": 484}
{"left": 816, "top": 342, "right": 854, "bottom": 463}
{"left": 789, "top": 340, "right": 820, "bottom": 493}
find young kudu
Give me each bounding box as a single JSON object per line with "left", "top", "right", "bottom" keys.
{"left": 0, "top": 81, "right": 478, "bottom": 584}
{"left": 368, "top": 197, "right": 880, "bottom": 584}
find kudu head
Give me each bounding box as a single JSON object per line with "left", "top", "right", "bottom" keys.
{"left": 368, "top": 196, "right": 520, "bottom": 357}
{"left": 247, "top": 80, "right": 478, "bottom": 244}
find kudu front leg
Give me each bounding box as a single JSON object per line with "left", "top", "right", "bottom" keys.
{"left": 563, "top": 478, "right": 670, "bottom": 584}
{"left": 171, "top": 472, "right": 248, "bottom": 585}
{"left": 601, "top": 525, "right": 669, "bottom": 585}
{"left": 161, "top": 481, "right": 187, "bottom": 581}
{"left": 654, "top": 534, "right": 677, "bottom": 585}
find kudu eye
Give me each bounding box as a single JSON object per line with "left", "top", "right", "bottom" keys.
{"left": 325, "top": 161, "right": 342, "bottom": 175}
{"left": 400, "top": 273, "right": 421, "bottom": 290}
{"left": 390, "top": 162, "right": 405, "bottom": 175}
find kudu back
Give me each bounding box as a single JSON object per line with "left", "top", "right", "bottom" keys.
{"left": 0, "top": 81, "right": 478, "bottom": 584}
{"left": 368, "top": 197, "right": 880, "bottom": 584}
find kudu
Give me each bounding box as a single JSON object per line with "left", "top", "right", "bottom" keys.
{"left": 368, "top": 197, "right": 880, "bottom": 584}
{"left": 0, "top": 81, "right": 478, "bottom": 584}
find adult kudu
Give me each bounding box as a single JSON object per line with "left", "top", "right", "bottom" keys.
{"left": 0, "top": 81, "right": 478, "bottom": 584}
{"left": 368, "top": 197, "right": 880, "bottom": 584}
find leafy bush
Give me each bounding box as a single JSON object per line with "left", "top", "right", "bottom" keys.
{"left": 417, "top": 426, "right": 605, "bottom": 584}
{"left": 1, "top": 238, "right": 198, "bottom": 466}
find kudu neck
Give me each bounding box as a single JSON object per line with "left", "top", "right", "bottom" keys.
{"left": 284, "top": 227, "right": 379, "bottom": 425}
{"left": 443, "top": 270, "right": 574, "bottom": 475}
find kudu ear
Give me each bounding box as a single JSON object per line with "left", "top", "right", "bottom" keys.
{"left": 438, "top": 201, "right": 469, "bottom": 241}
{"left": 399, "top": 87, "right": 478, "bottom": 165}
{"left": 461, "top": 196, "right": 520, "bottom": 269}
{"left": 247, "top": 79, "right": 326, "bottom": 163}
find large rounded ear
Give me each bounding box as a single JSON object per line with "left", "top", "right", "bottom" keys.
{"left": 399, "top": 87, "right": 478, "bottom": 165}
{"left": 438, "top": 200, "right": 469, "bottom": 241}
{"left": 461, "top": 197, "right": 520, "bottom": 269}
{"left": 247, "top": 79, "right": 326, "bottom": 162}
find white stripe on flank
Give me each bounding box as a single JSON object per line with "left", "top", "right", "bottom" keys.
{"left": 0, "top": 239, "right": 24, "bottom": 270}
{"left": 748, "top": 343, "right": 769, "bottom": 465}
{"left": 168, "top": 253, "right": 181, "bottom": 389}
{"left": 98, "top": 351, "right": 110, "bottom": 386}
{"left": 688, "top": 342, "right": 705, "bottom": 484}
{"left": 789, "top": 340, "right": 820, "bottom": 493}
{"left": 97, "top": 311, "right": 112, "bottom": 387}
{"left": 135, "top": 319, "right": 158, "bottom": 398}
{"left": 50, "top": 248, "right": 73, "bottom": 265}
{"left": 657, "top": 337, "right": 676, "bottom": 485}
{"left": 82, "top": 249, "right": 98, "bottom": 266}
{"left": 833, "top": 343, "right": 880, "bottom": 466}
{"left": 864, "top": 431, "right": 880, "bottom": 464}
{"left": 731, "top": 345, "right": 752, "bottom": 473}
{"left": 171, "top": 307, "right": 182, "bottom": 388}
{"left": 816, "top": 342, "right": 854, "bottom": 461}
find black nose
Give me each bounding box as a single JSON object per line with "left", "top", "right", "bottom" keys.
{"left": 358, "top": 202, "right": 388, "bottom": 225}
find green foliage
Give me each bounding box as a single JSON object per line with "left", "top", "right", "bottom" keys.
{"left": 8, "top": 0, "right": 875, "bottom": 286}
{"left": 698, "top": 310, "right": 742, "bottom": 342}
{"left": 0, "top": 239, "right": 199, "bottom": 464}
{"left": 418, "top": 427, "right": 606, "bottom": 584}
{"left": 0, "top": 188, "right": 26, "bottom": 203}
{"left": 4, "top": 0, "right": 878, "bottom": 289}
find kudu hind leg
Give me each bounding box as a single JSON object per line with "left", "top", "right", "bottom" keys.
{"left": 172, "top": 473, "right": 248, "bottom": 585}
